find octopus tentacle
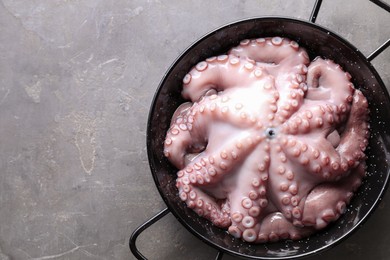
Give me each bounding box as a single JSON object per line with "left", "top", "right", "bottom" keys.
{"left": 306, "top": 58, "right": 354, "bottom": 106}
{"left": 164, "top": 98, "right": 259, "bottom": 168}
{"left": 182, "top": 54, "right": 266, "bottom": 102}
{"left": 164, "top": 103, "right": 207, "bottom": 169}
{"left": 177, "top": 182, "right": 232, "bottom": 227}
{"left": 176, "top": 169, "right": 233, "bottom": 227}
{"left": 274, "top": 84, "right": 307, "bottom": 124}
{"left": 281, "top": 89, "right": 369, "bottom": 181}
{"left": 226, "top": 144, "right": 270, "bottom": 242}
{"left": 266, "top": 137, "right": 319, "bottom": 227}
{"left": 336, "top": 89, "right": 370, "bottom": 166}
{"left": 228, "top": 37, "right": 309, "bottom": 70}
{"left": 258, "top": 212, "right": 313, "bottom": 243}
{"left": 183, "top": 132, "right": 260, "bottom": 185}
{"left": 176, "top": 133, "right": 262, "bottom": 228}
{"left": 228, "top": 37, "right": 310, "bottom": 123}
{"left": 281, "top": 101, "right": 349, "bottom": 135}
{"left": 166, "top": 75, "right": 279, "bottom": 168}
{"left": 301, "top": 163, "right": 366, "bottom": 229}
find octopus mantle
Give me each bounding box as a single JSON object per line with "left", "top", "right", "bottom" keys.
{"left": 164, "top": 37, "right": 369, "bottom": 243}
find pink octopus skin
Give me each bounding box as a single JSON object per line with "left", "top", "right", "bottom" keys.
{"left": 163, "top": 37, "right": 370, "bottom": 243}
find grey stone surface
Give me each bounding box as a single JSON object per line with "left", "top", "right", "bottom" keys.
{"left": 0, "top": 0, "right": 389, "bottom": 259}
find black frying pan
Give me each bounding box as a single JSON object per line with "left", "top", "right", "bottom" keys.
{"left": 131, "top": 9, "right": 390, "bottom": 260}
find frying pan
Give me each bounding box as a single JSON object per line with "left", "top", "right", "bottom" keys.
{"left": 131, "top": 2, "right": 390, "bottom": 259}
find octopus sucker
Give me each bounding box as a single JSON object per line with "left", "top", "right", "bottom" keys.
{"left": 164, "top": 37, "right": 370, "bottom": 243}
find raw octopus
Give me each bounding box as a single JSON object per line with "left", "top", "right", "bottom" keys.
{"left": 163, "top": 37, "right": 370, "bottom": 243}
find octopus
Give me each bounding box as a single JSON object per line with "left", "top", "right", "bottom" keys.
{"left": 163, "top": 37, "right": 370, "bottom": 243}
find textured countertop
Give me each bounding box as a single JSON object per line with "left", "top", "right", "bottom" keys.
{"left": 0, "top": 0, "right": 389, "bottom": 259}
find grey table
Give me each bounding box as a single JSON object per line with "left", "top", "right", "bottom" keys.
{"left": 0, "top": 0, "right": 389, "bottom": 259}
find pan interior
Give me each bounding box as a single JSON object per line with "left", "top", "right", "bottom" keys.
{"left": 147, "top": 17, "right": 390, "bottom": 259}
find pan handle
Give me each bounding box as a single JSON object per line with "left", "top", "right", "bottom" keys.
{"left": 367, "top": 0, "right": 390, "bottom": 61}
{"left": 130, "top": 207, "right": 226, "bottom": 259}
{"left": 215, "top": 250, "right": 224, "bottom": 260}
{"left": 370, "top": 0, "right": 390, "bottom": 13}
{"left": 309, "top": 0, "right": 323, "bottom": 23}
{"left": 129, "top": 208, "right": 170, "bottom": 259}
{"left": 367, "top": 39, "right": 390, "bottom": 62}
{"left": 310, "top": 0, "right": 390, "bottom": 61}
